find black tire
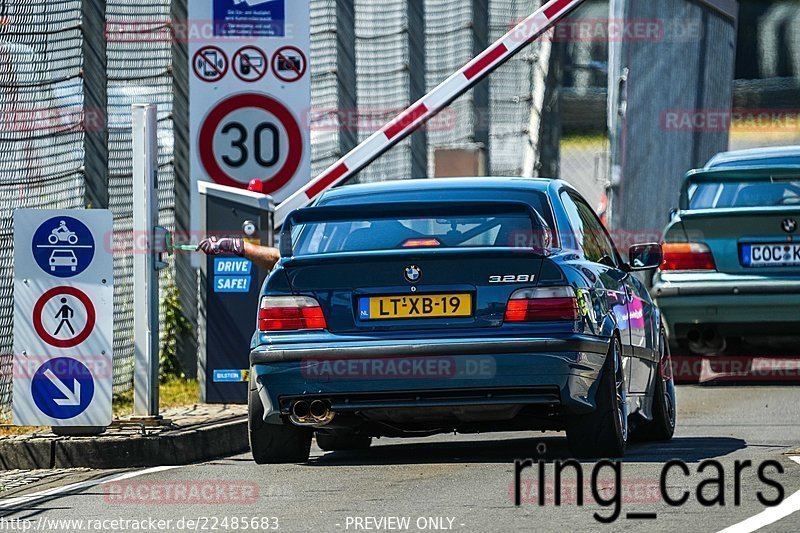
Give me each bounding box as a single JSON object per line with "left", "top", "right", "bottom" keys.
{"left": 315, "top": 431, "right": 372, "bottom": 452}
{"left": 636, "top": 328, "right": 677, "bottom": 441}
{"left": 248, "top": 378, "right": 312, "bottom": 464}
{"left": 566, "top": 336, "right": 627, "bottom": 458}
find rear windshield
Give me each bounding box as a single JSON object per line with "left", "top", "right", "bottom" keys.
{"left": 293, "top": 212, "right": 547, "bottom": 256}
{"left": 688, "top": 180, "right": 800, "bottom": 209}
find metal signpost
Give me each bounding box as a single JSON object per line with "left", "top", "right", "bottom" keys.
{"left": 189, "top": 0, "right": 311, "bottom": 237}
{"left": 132, "top": 104, "right": 168, "bottom": 419}
{"left": 13, "top": 210, "right": 114, "bottom": 428}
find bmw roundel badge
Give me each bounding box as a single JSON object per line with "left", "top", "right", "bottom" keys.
{"left": 404, "top": 265, "right": 421, "bottom": 283}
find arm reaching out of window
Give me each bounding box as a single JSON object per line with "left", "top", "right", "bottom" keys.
{"left": 241, "top": 241, "right": 281, "bottom": 271}
{"left": 198, "top": 236, "right": 281, "bottom": 271}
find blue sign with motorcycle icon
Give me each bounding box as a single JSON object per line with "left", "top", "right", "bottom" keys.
{"left": 31, "top": 216, "right": 95, "bottom": 278}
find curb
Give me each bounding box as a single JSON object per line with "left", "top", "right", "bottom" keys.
{"left": 0, "top": 417, "right": 249, "bottom": 470}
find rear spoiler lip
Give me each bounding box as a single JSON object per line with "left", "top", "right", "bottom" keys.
{"left": 279, "top": 200, "right": 551, "bottom": 258}
{"left": 278, "top": 246, "right": 552, "bottom": 266}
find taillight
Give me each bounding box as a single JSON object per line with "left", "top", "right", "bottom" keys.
{"left": 661, "top": 242, "right": 716, "bottom": 271}
{"left": 504, "top": 287, "right": 578, "bottom": 322}
{"left": 259, "top": 296, "right": 327, "bottom": 332}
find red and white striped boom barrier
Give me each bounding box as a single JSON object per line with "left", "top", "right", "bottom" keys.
{"left": 274, "top": 0, "right": 587, "bottom": 226}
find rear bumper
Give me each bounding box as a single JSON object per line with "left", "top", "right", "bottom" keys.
{"left": 249, "top": 334, "right": 611, "bottom": 427}
{"left": 250, "top": 335, "right": 609, "bottom": 364}
{"left": 652, "top": 276, "right": 800, "bottom": 340}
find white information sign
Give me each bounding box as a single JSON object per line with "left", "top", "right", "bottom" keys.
{"left": 189, "top": 0, "right": 311, "bottom": 212}
{"left": 13, "top": 210, "right": 114, "bottom": 427}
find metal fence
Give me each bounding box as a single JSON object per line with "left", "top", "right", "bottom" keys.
{"left": 330, "top": 0, "right": 608, "bottom": 196}
{"left": 0, "top": 1, "right": 88, "bottom": 416}
{"left": 607, "top": 0, "right": 738, "bottom": 238}
{"left": 0, "top": 0, "right": 176, "bottom": 417}
{"left": 106, "top": 0, "right": 176, "bottom": 397}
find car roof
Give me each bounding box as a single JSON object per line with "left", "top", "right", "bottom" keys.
{"left": 705, "top": 145, "right": 800, "bottom": 169}
{"left": 318, "top": 177, "right": 556, "bottom": 203}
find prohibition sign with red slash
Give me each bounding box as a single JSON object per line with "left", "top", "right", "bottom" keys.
{"left": 33, "top": 286, "right": 96, "bottom": 349}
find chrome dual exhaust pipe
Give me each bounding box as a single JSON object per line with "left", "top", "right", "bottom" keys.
{"left": 289, "top": 399, "right": 335, "bottom": 426}
{"left": 292, "top": 400, "right": 310, "bottom": 420}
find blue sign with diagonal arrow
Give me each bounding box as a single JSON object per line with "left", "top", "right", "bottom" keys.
{"left": 31, "top": 357, "right": 95, "bottom": 420}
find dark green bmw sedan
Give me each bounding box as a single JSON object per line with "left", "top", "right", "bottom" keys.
{"left": 652, "top": 159, "right": 800, "bottom": 359}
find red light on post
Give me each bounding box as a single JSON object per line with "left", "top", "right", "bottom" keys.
{"left": 248, "top": 179, "right": 264, "bottom": 193}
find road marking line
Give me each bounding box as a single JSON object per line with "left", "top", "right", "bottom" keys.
{"left": 717, "top": 457, "right": 800, "bottom": 533}
{"left": 0, "top": 465, "right": 182, "bottom": 511}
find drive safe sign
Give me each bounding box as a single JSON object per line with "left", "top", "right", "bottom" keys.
{"left": 189, "top": 0, "right": 311, "bottom": 211}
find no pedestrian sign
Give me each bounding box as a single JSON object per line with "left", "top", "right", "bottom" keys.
{"left": 13, "top": 209, "right": 114, "bottom": 427}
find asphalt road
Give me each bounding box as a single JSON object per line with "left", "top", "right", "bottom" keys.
{"left": 1, "top": 385, "right": 799, "bottom": 533}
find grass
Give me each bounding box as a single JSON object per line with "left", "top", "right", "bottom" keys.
{"left": 111, "top": 376, "right": 200, "bottom": 418}
{"left": 0, "top": 377, "right": 200, "bottom": 437}
{"left": 561, "top": 133, "right": 608, "bottom": 150}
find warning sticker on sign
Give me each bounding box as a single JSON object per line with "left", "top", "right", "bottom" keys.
{"left": 272, "top": 46, "right": 307, "bottom": 83}
{"left": 213, "top": 0, "right": 285, "bottom": 37}
{"left": 193, "top": 46, "right": 228, "bottom": 83}
{"left": 233, "top": 46, "right": 268, "bottom": 83}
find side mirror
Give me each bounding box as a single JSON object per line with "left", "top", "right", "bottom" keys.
{"left": 627, "top": 243, "right": 663, "bottom": 271}
{"left": 669, "top": 208, "right": 678, "bottom": 221}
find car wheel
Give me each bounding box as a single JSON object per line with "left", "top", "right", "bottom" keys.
{"left": 636, "top": 327, "right": 676, "bottom": 441}
{"left": 315, "top": 431, "right": 372, "bottom": 452}
{"left": 567, "top": 335, "right": 627, "bottom": 458}
{"left": 248, "top": 375, "right": 311, "bottom": 464}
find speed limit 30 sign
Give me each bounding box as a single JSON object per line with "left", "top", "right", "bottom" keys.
{"left": 198, "top": 93, "right": 303, "bottom": 194}
{"left": 189, "top": 0, "right": 311, "bottom": 211}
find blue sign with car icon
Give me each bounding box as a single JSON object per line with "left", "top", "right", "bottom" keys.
{"left": 31, "top": 216, "right": 95, "bottom": 278}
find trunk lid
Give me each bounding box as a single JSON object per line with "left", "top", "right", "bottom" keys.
{"left": 678, "top": 207, "right": 800, "bottom": 275}
{"left": 280, "top": 249, "right": 545, "bottom": 333}
{"left": 277, "top": 200, "right": 554, "bottom": 333}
